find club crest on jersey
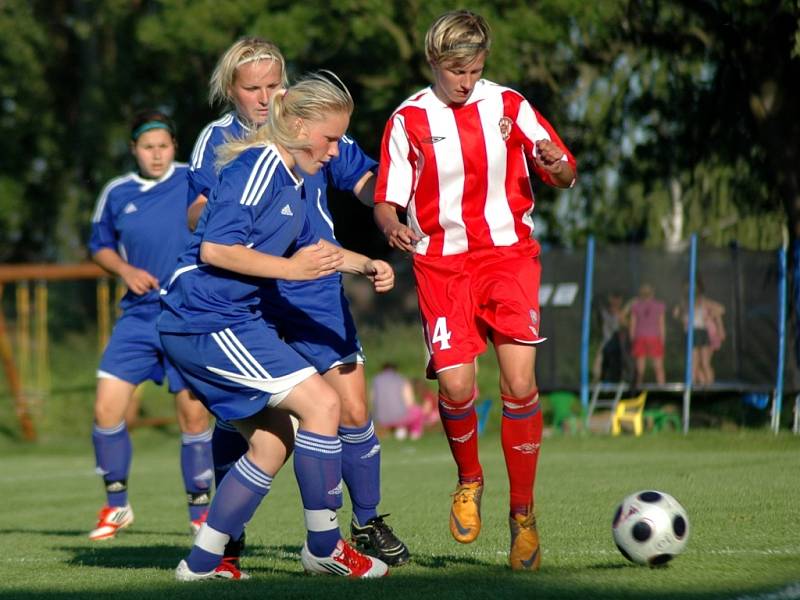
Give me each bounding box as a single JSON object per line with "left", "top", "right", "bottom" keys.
{"left": 421, "top": 135, "right": 445, "bottom": 144}
{"left": 499, "top": 117, "right": 513, "bottom": 141}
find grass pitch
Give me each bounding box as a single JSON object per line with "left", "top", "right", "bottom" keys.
{"left": 0, "top": 429, "right": 798, "bottom": 600}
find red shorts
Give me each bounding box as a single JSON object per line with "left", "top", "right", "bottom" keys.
{"left": 413, "top": 240, "right": 545, "bottom": 377}
{"left": 632, "top": 336, "right": 664, "bottom": 359}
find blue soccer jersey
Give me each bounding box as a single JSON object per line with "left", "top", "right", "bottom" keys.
{"left": 159, "top": 144, "right": 315, "bottom": 334}
{"left": 187, "top": 112, "right": 249, "bottom": 205}
{"left": 89, "top": 163, "right": 192, "bottom": 313}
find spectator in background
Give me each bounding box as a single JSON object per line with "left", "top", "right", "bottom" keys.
{"left": 673, "top": 279, "right": 725, "bottom": 385}
{"left": 628, "top": 283, "right": 666, "bottom": 386}
{"left": 592, "top": 291, "right": 630, "bottom": 382}
{"left": 413, "top": 378, "right": 441, "bottom": 430}
{"left": 371, "top": 363, "right": 424, "bottom": 440}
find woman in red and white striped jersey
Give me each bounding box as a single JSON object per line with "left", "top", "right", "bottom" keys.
{"left": 374, "top": 9, "right": 576, "bottom": 572}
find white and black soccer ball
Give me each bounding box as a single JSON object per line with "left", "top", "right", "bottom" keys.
{"left": 611, "top": 490, "right": 690, "bottom": 567}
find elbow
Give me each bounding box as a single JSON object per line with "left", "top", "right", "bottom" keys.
{"left": 199, "top": 242, "right": 220, "bottom": 266}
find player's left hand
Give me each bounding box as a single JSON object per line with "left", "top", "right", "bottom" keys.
{"left": 533, "top": 139, "right": 566, "bottom": 171}
{"left": 364, "top": 259, "right": 394, "bottom": 293}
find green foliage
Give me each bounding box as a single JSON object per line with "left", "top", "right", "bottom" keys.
{"left": 0, "top": 0, "right": 796, "bottom": 262}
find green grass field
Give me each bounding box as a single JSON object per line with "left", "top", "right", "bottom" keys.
{"left": 1, "top": 429, "right": 798, "bottom": 600}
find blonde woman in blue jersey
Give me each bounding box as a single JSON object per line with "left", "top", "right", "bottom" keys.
{"left": 160, "top": 72, "right": 392, "bottom": 580}
{"left": 87, "top": 111, "right": 214, "bottom": 541}
{"left": 187, "top": 37, "right": 409, "bottom": 568}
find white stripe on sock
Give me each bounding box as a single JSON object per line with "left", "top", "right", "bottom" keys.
{"left": 304, "top": 508, "right": 339, "bottom": 532}
{"left": 194, "top": 524, "right": 229, "bottom": 555}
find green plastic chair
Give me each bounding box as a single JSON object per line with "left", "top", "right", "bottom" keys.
{"left": 548, "top": 391, "right": 580, "bottom": 434}
{"left": 643, "top": 408, "right": 681, "bottom": 432}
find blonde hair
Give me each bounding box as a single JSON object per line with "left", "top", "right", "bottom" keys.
{"left": 208, "top": 37, "right": 288, "bottom": 108}
{"left": 425, "top": 10, "right": 491, "bottom": 67}
{"left": 215, "top": 70, "right": 354, "bottom": 168}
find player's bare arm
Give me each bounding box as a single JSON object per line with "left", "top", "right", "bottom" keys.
{"left": 317, "top": 239, "right": 395, "bottom": 293}
{"left": 374, "top": 202, "right": 419, "bottom": 253}
{"left": 200, "top": 240, "right": 343, "bottom": 281}
{"left": 187, "top": 193, "right": 208, "bottom": 231}
{"left": 92, "top": 247, "right": 159, "bottom": 295}
{"left": 353, "top": 170, "right": 375, "bottom": 207}
{"left": 534, "top": 139, "right": 576, "bottom": 188}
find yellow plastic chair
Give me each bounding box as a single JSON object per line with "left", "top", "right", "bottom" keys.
{"left": 611, "top": 392, "right": 647, "bottom": 436}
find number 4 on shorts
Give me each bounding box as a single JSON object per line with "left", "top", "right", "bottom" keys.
{"left": 431, "top": 317, "right": 452, "bottom": 350}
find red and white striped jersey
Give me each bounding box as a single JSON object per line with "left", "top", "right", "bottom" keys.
{"left": 375, "top": 79, "right": 576, "bottom": 257}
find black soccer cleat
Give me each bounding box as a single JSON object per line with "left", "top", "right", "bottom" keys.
{"left": 350, "top": 514, "right": 410, "bottom": 566}
{"left": 222, "top": 531, "right": 246, "bottom": 570}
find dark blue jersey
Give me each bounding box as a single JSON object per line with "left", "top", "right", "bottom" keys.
{"left": 89, "top": 163, "right": 191, "bottom": 313}
{"left": 159, "top": 145, "right": 315, "bottom": 333}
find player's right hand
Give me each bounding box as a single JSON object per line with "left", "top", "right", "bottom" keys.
{"left": 383, "top": 222, "right": 420, "bottom": 253}
{"left": 288, "top": 241, "right": 344, "bottom": 280}
{"left": 120, "top": 266, "right": 159, "bottom": 295}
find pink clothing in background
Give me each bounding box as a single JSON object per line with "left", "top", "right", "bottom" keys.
{"left": 630, "top": 298, "right": 665, "bottom": 338}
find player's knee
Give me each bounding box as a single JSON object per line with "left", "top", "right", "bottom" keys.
{"left": 339, "top": 396, "right": 369, "bottom": 427}
{"left": 438, "top": 377, "right": 476, "bottom": 404}
{"left": 316, "top": 388, "right": 341, "bottom": 423}
{"left": 502, "top": 376, "right": 537, "bottom": 400}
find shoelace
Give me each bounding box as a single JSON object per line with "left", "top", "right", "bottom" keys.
{"left": 339, "top": 542, "right": 371, "bottom": 573}
{"left": 452, "top": 485, "right": 479, "bottom": 504}
{"left": 369, "top": 516, "right": 399, "bottom": 546}
{"left": 217, "top": 557, "right": 243, "bottom": 578}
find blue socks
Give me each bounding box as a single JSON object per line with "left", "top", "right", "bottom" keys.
{"left": 211, "top": 419, "right": 249, "bottom": 488}
{"left": 181, "top": 428, "right": 214, "bottom": 521}
{"left": 339, "top": 420, "right": 381, "bottom": 525}
{"left": 294, "top": 430, "right": 343, "bottom": 557}
{"left": 92, "top": 421, "right": 132, "bottom": 507}
{"left": 187, "top": 456, "right": 272, "bottom": 573}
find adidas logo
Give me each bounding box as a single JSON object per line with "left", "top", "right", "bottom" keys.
{"left": 327, "top": 481, "right": 343, "bottom": 496}
{"left": 194, "top": 469, "right": 214, "bottom": 484}
{"left": 123, "top": 202, "right": 138, "bottom": 214}
{"left": 281, "top": 204, "right": 293, "bottom": 216}
{"left": 360, "top": 444, "right": 381, "bottom": 459}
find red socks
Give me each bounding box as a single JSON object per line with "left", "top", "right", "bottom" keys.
{"left": 438, "top": 391, "right": 483, "bottom": 483}
{"left": 501, "top": 390, "right": 543, "bottom": 514}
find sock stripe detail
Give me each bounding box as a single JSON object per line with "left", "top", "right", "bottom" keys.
{"left": 338, "top": 421, "right": 375, "bottom": 444}
{"left": 296, "top": 431, "right": 342, "bottom": 454}
{"left": 234, "top": 457, "right": 273, "bottom": 491}
{"left": 181, "top": 427, "right": 214, "bottom": 444}
{"left": 194, "top": 524, "right": 229, "bottom": 555}
{"left": 304, "top": 508, "right": 339, "bottom": 532}
{"left": 502, "top": 404, "right": 541, "bottom": 419}
{"left": 93, "top": 421, "right": 126, "bottom": 436}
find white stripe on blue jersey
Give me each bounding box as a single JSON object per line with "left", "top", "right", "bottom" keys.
{"left": 91, "top": 174, "right": 136, "bottom": 223}
{"left": 190, "top": 113, "right": 235, "bottom": 169}
{"left": 241, "top": 147, "right": 282, "bottom": 206}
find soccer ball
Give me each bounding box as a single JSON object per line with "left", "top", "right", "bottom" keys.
{"left": 611, "top": 490, "right": 690, "bottom": 567}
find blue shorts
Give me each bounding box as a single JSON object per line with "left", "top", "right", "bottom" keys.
{"left": 159, "top": 319, "right": 316, "bottom": 422}
{"left": 99, "top": 308, "right": 186, "bottom": 393}
{"left": 266, "top": 275, "right": 364, "bottom": 372}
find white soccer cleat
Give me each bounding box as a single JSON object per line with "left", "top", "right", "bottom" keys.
{"left": 175, "top": 558, "right": 250, "bottom": 581}
{"left": 301, "top": 539, "right": 389, "bottom": 578}
{"left": 88, "top": 504, "right": 134, "bottom": 541}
